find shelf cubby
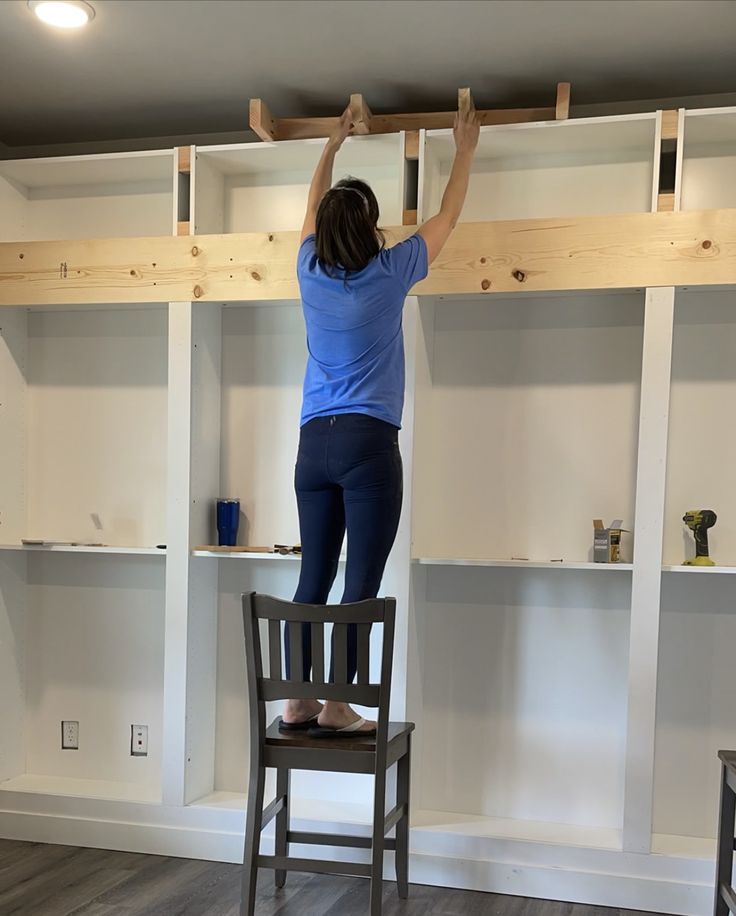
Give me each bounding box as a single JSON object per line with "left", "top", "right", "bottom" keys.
{"left": 411, "top": 291, "right": 645, "bottom": 563}
{"left": 419, "top": 114, "right": 659, "bottom": 223}
{"left": 0, "top": 150, "right": 176, "bottom": 242}
{"left": 0, "top": 551, "right": 165, "bottom": 803}
{"left": 193, "top": 134, "right": 405, "bottom": 234}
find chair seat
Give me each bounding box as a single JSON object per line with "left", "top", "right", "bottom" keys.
{"left": 266, "top": 718, "right": 414, "bottom": 752}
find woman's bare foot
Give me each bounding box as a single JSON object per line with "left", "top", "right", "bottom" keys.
{"left": 317, "top": 701, "right": 376, "bottom": 733}
{"left": 282, "top": 698, "right": 323, "bottom": 726}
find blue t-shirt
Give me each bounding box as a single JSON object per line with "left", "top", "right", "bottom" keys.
{"left": 297, "top": 234, "right": 429, "bottom": 428}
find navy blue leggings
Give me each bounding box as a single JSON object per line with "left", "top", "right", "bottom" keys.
{"left": 286, "top": 413, "right": 403, "bottom": 682}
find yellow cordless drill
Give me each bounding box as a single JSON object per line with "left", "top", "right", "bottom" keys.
{"left": 683, "top": 509, "right": 717, "bottom": 566}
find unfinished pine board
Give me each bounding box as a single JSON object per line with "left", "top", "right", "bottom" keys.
{"left": 419, "top": 114, "right": 658, "bottom": 223}
{"left": 680, "top": 107, "right": 736, "bottom": 211}
{"left": 0, "top": 151, "right": 175, "bottom": 243}
{"left": 6, "top": 208, "right": 736, "bottom": 306}
{"left": 413, "top": 563, "right": 630, "bottom": 830}
{"left": 653, "top": 571, "right": 736, "bottom": 840}
{"left": 193, "top": 134, "right": 404, "bottom": 234}
{"left": 411, "top": 293, "right": 644, "bottom": 561}
{"left": 14, "top": 552, "right": 164, "bottom": 796}
{"left": 663, "top": 290, "right": 736, "bottom": 567}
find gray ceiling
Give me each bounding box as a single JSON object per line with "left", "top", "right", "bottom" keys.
{"left": 1, "top": 0, "right": 736, "bottom": 148}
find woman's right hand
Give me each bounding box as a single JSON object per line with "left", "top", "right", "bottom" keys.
{"left": 328, "top": 107, "right": 353, "bottom": 151}
{"left": 453, "top": 106, "right": 480, "bottom": 154}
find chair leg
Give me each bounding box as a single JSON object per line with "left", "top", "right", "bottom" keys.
{"left": 240, "top": 763, "right": 266, "bottom": 916}
{"left": 395, "top": 734, "right": 412, "bottom": 900}
{"left": 275, "top": 767, "right": 291, "bottom": 889}
{"left": 370, "top": 768, "right": 387, "bottom": 916}
{"left": 714, "top": 763, "right": 736, "bottom": 916}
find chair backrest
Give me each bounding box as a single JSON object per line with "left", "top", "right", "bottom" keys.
{"left": 242, "top": 593, "right": 396, "bottom": 749}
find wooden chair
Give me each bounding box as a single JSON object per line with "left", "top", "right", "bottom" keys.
{"left": 240, "top": 592, "right": 414, "bottom": 916}
{"left": 715, "top": 751, "right": 736, "bottom": 915}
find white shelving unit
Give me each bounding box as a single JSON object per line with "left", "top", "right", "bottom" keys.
{"left": 418, "top": 113, "right": 660, "bottom": 223}
{"left": 193, "top": 134, "right": 405, "bottom": 233}
{"left": 0, "top": 150, "right": 177, "bottom": 242}
{"left": 1, "top": 108, "right": 734, "bottom": 915}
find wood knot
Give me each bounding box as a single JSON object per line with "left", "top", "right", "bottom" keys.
{"left": 129, "top": 269, "right": 137, "bottom": 277}
{"left": 18, "top": 253, "right": 24, "bottom": 260}
{"left": 702, "top": 239, "right": 712, "bottom": 250}
{"left": 251, "top": 271, "right": 261, "bottom": 281}
{"left": 191, "top": 246, "right": 200, "bottom": 257}
{"left": 512, "top": 269, "right": 527, "bottom": 283}
{"left": 193, "top": 285, "right": 203, "bottom": 299}
{"left": 268, "top": 234, "right": 274, "bottom": 242}
{"left": 480, "top": 257, "right": 487, "bottom": 264}
{"left": 481, "top": 279, "right": 491, "bottom": 291}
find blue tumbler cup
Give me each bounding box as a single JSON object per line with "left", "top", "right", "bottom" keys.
{"left": 216, "top": 499, "right": 240, "bottom": 547}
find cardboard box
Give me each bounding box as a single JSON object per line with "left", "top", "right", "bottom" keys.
{"left": 593, "top": 519, "right": 629, "bottom": 563}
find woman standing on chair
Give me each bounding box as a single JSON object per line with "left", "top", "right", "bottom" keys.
{"left": 282, "top": 102, "right": 479, "bottom": 736}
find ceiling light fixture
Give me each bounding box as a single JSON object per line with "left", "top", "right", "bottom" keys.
{"left": 28, "top": 0, "right": 95, "bottom": 29}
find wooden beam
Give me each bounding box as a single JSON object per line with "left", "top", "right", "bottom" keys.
{"left": 176, "top": 146, "right": 191, "bottom": 174}
{"left": 657, "top": 193, "right": 676, "bottom": 212}
{"left": 404, "top": 130, "right": 420, "bottom": 161}
{"left": 349, "top": 94, "right": 372, "bottom": 135}
{"left": 402, "top": 210, "right": 418, "bottom": 226}
{"left": 458, "top": 87, "right": 475, "bottom": 118}
{"left": 176, "top": 221, "right": 191, "bottom": 236}
{"left": 661, "top": 109, "right": 680, "bottom": 141}
{"left": 556, "top": 82, "right": 571, "bottom": 120}
{"left": 249, "top": 99, "right": 278, "bottom": 142}
{"left": 3, "top": 210, "right": 736, "bottom": 306}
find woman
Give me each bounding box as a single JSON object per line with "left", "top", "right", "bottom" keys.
{"left": 282, "top": 103, "right": 479, "bottom": 736}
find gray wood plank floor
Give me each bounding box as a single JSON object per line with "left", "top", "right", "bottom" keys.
{"left": 0, "top": 839, "right": 662, "bottom": 916}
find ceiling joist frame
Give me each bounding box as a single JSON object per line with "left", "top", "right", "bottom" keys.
{"left": 249, "top": 83, "right": 571, "bottom": 142}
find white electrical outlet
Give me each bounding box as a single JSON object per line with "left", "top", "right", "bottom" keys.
{"left": 61, "top": 720, "right": 79, "bottom": 750}
{"left": 131, "top": 724, "right": 148, "bottom": 757}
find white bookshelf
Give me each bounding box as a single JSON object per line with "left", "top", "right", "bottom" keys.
{"left": 418, "top": 113, "right": 659, "bottom": 223}
{"left": 1, "top": 112, "right": 733, "bottom": 914}
{"left": 0, "top": 150, "right": 177, "bottom": 242}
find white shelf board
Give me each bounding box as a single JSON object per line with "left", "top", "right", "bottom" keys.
{"left": 425, "top": 113, "right": 658, "bottom": 162}
{"left": 662, "top": 564, "right": 736, "bottom": 574}
{"left": 0, "top": 544, "right": 166, "bottom": 556}
{"left": 0, "top": 774, "right": 161, "bottom": 805}
{"left": 651, "top": 832, "right": 716, "bottom": 860}
{"left": 0, "top": 150, "right": 174, "bottom": 190}
{"left": 683, "top": 107, "right": 736, "bottom": 148}
{"left": 192, "top": 549, "right": 346, "bottom": 562}
{"left": 197, "top": 134, "right": 402, "bottom": 176}
{"left": 413, "top": 557, "right": 633, "bottom": 571}
{"left": 411, "top": 809, "right": 621, "bottom": 851}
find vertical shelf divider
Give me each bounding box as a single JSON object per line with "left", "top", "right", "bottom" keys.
{"left": 163, "top": 300, "right": 222, "bottom": 806}
{"left": 623, "top": 287, "right": 675, "bottom": 853}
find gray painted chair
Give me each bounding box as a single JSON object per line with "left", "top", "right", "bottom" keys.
{"left": 240, "top": 592, "right": 414, "bottom": 916}
{"left": 715, "top": 750, "right": 736, "bottom": 915}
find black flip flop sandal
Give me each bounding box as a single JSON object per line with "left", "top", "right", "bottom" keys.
{"left": 277, "top": 714, "right": 320, "bottom": 732}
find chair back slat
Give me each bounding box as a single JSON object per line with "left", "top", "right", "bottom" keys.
{"left": 252, "top": 598, "right": 385, "bottom": 625}
{"left": 268, "top": 619, "right": 282, "bottom": 680}
{"left": 356, "top": 624, "right": 371, "bottom": 685}
{"left": 311, "top": 622, "right": 325, "bottom": 683}
{"left": 288, "top": 619, "right": 304, "bottom": 683}
{"left": 333, "top": 623, "right": 349, "bottom": 684}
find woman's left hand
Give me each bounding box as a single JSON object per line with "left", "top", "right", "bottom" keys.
{"left": 328, "top": 107, "right": 353, "bottom": 150}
